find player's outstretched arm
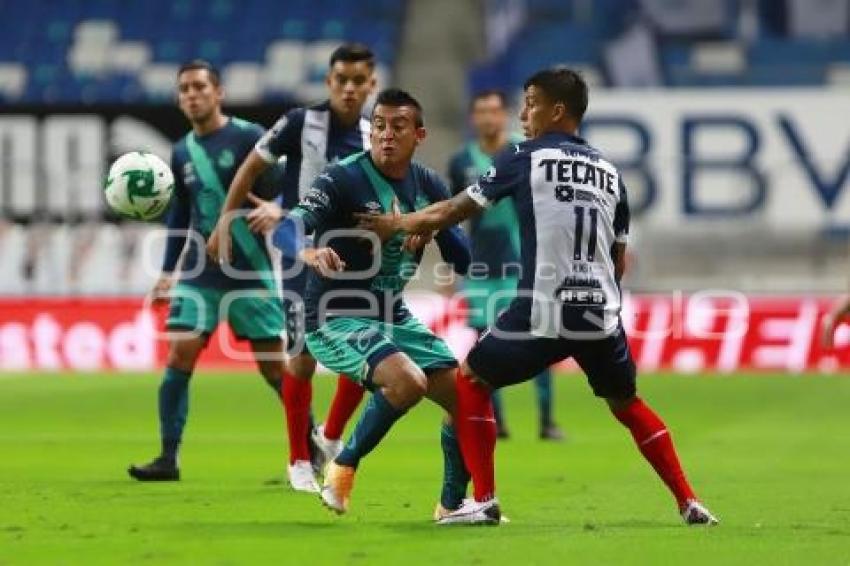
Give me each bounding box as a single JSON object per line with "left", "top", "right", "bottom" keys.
{"left": 207, "top": 150, "right": 269, "bottom": 262}
{"left": 355, "top": 192, "right": 481, "bottom": 240}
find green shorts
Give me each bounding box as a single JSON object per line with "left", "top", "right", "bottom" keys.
{"left": 305, "top": 316, "right": 458, "bottom": 385}
{"left": 166, "top": 283, "right": 284, "bottom": 341}
{"left": 463, "top": 277, "right": 519, "bottom": 329}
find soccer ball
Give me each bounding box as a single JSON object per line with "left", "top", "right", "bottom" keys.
{"left": 104, "top": 151, "right": 174, "bottom": 221}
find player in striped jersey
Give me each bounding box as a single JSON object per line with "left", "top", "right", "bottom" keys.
{"left": 448, "top": 89, "right": 563, "bottom": 441}
{"left": 357, "top": 67, "right": 718, "bottom": 526}
{"left": 207, "top": 44, "right": 376, "bottom": 492}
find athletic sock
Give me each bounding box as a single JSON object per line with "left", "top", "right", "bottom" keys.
{"left": 453, "top": 368, "right": 497, "bottom": 502}
{"left": 324, "top": 375, "right": 366, "bottom": 441}
{"left": 491, "top": 389, "right": 506, "bottom": 431}
{"left": 611, "top": 397, "right": 697, "bottom": 509}
{"left": 439, "top": 422, "right": 471, "bottom": 510}
{"left": 534, "top": 368, "right": 554, "bottom": 427}
{"left": 158, "top": 366, "right": 191, "bottom": 463}
{"left": 335, "top": 390, "right": 405, "bottom": 469}
{"left": 282, "top": 372, "right": 312, "bottom": 464}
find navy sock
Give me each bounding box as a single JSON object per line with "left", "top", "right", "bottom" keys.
{"left": 491, "top": 389, "right": 506, "bottom": 430}
{"left": 335, "top": 390, "right": 405, "bottom": 469}
{"left": 534, "top": 368, "right": 553, "bottom": 427}
{"left": 439, "top": 423, "right": 471, "bottom": 510}
{"left": 158, "top": 367, "right": 191, "bottom": 463}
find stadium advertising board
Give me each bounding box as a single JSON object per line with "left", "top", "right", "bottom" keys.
{"left": 582, "top": 90, "right": 850, "bottom": 226}
{"left": 1, "top": 90, "right": 848, "bottom": 226}
{"left": 0, "top": 294, "right": 846, "bottom": 373}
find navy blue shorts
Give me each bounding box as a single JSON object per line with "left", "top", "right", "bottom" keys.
{"left": 466, "top": 308, "right": 637, "bottom": 400}
{"left": 282, "top": 260, "right": 309, "bottom": 356}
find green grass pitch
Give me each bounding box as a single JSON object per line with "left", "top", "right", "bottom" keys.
{"left": 1, "top": 372, "right": 849, "bottom": 564}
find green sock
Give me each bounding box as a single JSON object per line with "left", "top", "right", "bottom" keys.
{"left": 159, "top": 367, "right": 191, "bottom": 462}
{"left": 335, "top": 390, "right": 405, "bottom": 469}
{"left": 534, "top": 368, "right": 553, "bottom": 427}
{"left": 439, "top": 423, "right": 470, "bottom": 510}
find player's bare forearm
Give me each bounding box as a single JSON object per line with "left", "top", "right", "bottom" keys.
{"left": 399, "top": 193, "right": 480, "bottom": 234}
{"left": 613, "top": 242, "right": 627, "bottom": 282}
{"left": 220, "top": 150, "right": 268, "bottom": 215}
{"left": 355, "top": 192, "right": 480, "bottom": 241}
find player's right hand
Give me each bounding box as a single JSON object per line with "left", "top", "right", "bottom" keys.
{"left": 148, "top": 274, "right": 174, "bottom": 306}
{"left": 302, "top": 247, "right": 346, "bottom": 278}
{"left": 207, "top": 219, "right": 232, "bottom": 264}
{"left": 245, "top": 193, "right": 284, "bottom": 234}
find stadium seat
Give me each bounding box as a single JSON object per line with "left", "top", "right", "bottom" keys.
{"left": 109, "top": 42, "right": 152, "bottom": 73}
{"left": 264, "top": 40, "right": 308, "bottom": 94}
{"left": 222, "top": 62, "right": 264, "bottom": 103}
{"left": 0, "top": 63, "right": 27, "bottom": 101}
{"left": 139, "top": 64, "right": 179, "bottom": 101}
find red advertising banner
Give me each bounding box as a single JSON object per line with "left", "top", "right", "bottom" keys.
{"left": 0, "top": 294, "right": 847, "bottom": 373}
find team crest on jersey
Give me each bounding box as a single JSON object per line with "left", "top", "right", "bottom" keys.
{"left": 217, "top": 149, "right": 234, "bottom": 169}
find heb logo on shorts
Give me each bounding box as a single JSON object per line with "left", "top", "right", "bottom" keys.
{"left": 556, "top": 288, "right": 606, "bottom": 306}
{"left": 555, "top": 277, "right": 607, "bottom": 307}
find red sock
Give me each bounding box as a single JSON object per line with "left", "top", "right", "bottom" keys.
{"left": 323, "top": 375, "right": 366, "bottom": 441}
{"left": 612, "top": 397, "right": 696, "bottom": 509}
{"left": 453, "top": 368, "right": 497, "bottom": 502}
{"left": 282, "top": 372, "right": 312, "bottom": 464}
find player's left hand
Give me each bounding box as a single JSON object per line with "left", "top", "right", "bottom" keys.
{"left": 354, "top": 197, "right": 402, "bottom": 242}
{"left": 245, "top": 193, "right": 284, "bottom": 234}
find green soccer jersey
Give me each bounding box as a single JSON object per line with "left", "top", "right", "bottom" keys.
{"left": 287, "top": 152, "right": 452, "bottom": 331}
{"left": 163, "top": 117, "right": 281, "bottom": 291}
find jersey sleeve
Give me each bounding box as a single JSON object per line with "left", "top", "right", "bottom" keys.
{"left": 613, "top": 174, "right": 630, "bottom": 244}
{"left": 254, "top": 108, "right": 304, "bottom": 164}
{"left": 447, "top": 152, "right": 466, "bottom": 196}
{"left": 161, "top": 151, "right": 190, "bottom": 272}
{"left": 288, "top": 167, "right": 344, "bottom": 233}
{"left": 422, "top": 167, "right": 452, "bottom": 203}
{"left": 465, "top": 143, "right": 525, "bottom": 208}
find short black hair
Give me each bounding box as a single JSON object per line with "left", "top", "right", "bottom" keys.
{"left": 470, "top": 89, "right": 508, "bottom": 111}
{"left": 177, "top": 59, "right": 221, "bottom": 86}
{"left": 329, "top": 43, "right": 375, "bottom": 69}
{"left": 523, "top": 67, "right": 588, "bottom": 123}
{"left": 373, "top": 88, "right": 424, "bottom": 127}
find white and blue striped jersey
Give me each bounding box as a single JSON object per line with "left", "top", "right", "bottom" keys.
{"left": 465, "top": 132, "right": 630, "bottom": 338}
{"left": 254, "top": 100, "right": 371, "bottom": 208}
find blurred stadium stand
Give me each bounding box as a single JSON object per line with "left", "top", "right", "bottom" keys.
{"left": 2, "top": 0, "right": 850, "bottom": 296}
{"left": 0, "top": 0, "right": 404, "bottom": 103}
{"left": 471, "top": 0, "right": 850, "bottom": 91}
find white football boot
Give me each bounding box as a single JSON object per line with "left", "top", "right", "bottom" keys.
{"left": 681, "top": 499, "right": 720, "bottom": 526}
{"left": 311, "top": 424, "right": 344, "bottom": 474}
{"left": 435, "top": 497, "right": 503, "bottom": 526}
{"left": 287, "top": 460, "right": 320, "bottom": 493}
